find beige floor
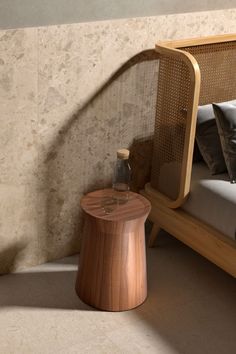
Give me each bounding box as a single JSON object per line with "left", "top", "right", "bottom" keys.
{"left": 0, "top": 230, "right": 235, "bottom": 354}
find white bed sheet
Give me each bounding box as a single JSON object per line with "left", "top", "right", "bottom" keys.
{"left": 182, "top": 162, "right": 236, "bottom": 240}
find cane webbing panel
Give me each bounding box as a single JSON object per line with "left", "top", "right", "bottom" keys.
{"left": 150, "top": 39, "right": 236, "bottom": 203}
{"left": 184, "top": 41, "right": 236, "bottom": 105}
{"left": 150, "top": 54, "right": 192, "bottom": 199}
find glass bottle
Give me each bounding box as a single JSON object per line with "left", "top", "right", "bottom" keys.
{"left": 113, "top": 148, "right": 131, "bottom": 204}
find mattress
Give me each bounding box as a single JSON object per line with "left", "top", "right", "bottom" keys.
{"left": 182, "top": 162, "right": 236, "bottom": 240}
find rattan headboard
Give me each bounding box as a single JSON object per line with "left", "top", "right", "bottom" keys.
{"left": 148, "top": 34, "right": 236, "bottom": 208}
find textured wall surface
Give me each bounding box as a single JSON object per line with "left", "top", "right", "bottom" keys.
{"left": 0, "top": 8, "right": 236, "bottom": 273}
{"left": 1, "top": 0, "right": 236, "bottom": 29}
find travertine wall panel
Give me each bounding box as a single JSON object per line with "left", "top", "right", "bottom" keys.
{"left": 0, "top": 9, "right": 236, "bottom": 272}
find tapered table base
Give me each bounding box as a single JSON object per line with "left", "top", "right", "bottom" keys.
{"left": 75, "top": 189, "right": 151, "bottom": 311}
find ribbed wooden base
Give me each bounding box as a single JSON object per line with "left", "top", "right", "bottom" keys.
{"left": 75, "top": 189, "right": 151, "bottom": 311}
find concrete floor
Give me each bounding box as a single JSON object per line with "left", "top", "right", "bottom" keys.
{"left": 0, "top": 231, "right": 235, "bottom": 354}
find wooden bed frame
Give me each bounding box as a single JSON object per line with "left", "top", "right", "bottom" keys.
{"left": 141, "top": 34, "right": 236, "bottom": 277}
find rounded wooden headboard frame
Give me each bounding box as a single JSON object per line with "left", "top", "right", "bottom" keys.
{"left": 147, "top": 34, "right": 236, "bottom": 209}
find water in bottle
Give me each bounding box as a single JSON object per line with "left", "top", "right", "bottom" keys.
{"left": 113, "top": 148, "right": 131, "bottom": 204}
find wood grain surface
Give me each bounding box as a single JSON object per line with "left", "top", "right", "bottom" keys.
{"left": 80, "top": 189, "right": 151, "bottom": 221}
{"left": 76, "top": 189, "right": 151, "bottom": 311}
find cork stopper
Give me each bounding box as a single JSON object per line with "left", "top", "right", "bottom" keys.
{"left": 117, "top": 148, "right": 130, "bottom": 160}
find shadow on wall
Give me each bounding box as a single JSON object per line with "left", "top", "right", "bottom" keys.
{"left": 0, "top": 242, "right": 27, "bottom": 274}
{"left": 40, "top": 49, "right": 159, "bottom": 263}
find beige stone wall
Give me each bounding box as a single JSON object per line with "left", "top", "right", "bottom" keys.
{"left": 0, "top": 9, "right": 236, "bottom": 273}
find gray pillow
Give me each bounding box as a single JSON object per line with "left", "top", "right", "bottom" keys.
{"left": 213, "top": 103, "right": 236, "bottom": 183}
{"left": 193, "top": 141, "right": 203, "bottom": 163}
{"left": 196, "top": 104, "right": 227, "bottom": 174}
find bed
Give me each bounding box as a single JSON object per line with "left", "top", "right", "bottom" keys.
{"left": 140, "top": 34, "right": 236, "bottom": 277}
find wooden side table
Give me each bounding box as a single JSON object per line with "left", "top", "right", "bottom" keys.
{"left": 75, "top": 189, "right": 151, "bottom": 311}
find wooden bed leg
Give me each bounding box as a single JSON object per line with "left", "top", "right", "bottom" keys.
{"left": 148, "top": 223, "right": 160, "bottom": 248}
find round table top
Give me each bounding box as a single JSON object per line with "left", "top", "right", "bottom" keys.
{"left": 81, "top": 189, "right": 151, "bottom": 222}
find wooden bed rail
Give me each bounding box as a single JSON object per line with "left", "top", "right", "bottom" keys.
{"left": 157, "top": 33, "right": 236, "bottom": 49}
